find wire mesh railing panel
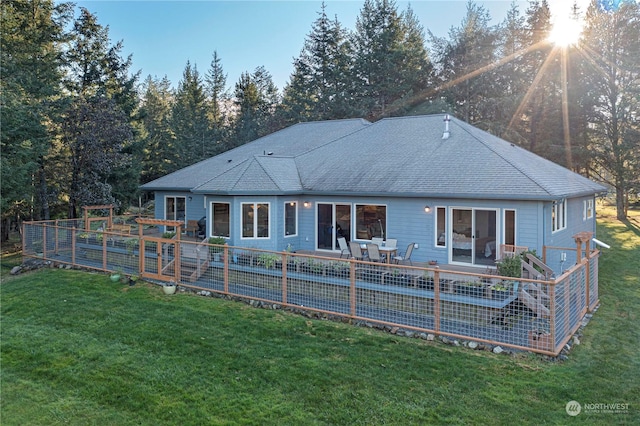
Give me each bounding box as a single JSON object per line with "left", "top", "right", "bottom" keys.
{"left": 21, "top": 220, "right": 601, "bottom": 355}
{"left": 284, "top": 255, "right": 352, "bottom": 314}
{"left": 589, "top": 252, "right": 600, "bottom": 309}
{"left": 552, "top": 265, "right": 587, "bottom": 351}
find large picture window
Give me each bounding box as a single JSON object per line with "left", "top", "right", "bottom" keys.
{"left": 211, "top": 202, "right": 230, "bottom": 238}
{"left": 165, "top": 196, "right": 186, "bottom": 232}
{"left": 242, "top": 203, "right": 269, "bottom": 239}
{"left": 284, "top": 201, "right": 297, "bottom": 236}
{"left": 354, "top": 204, "right": 386, "bottom": 240}
{"left": 552, "top": 200, "right": 567, "bottom": 233}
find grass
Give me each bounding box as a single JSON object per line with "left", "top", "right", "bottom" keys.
{"left": 1, "top": 206, "right": 638, "bottom": 425}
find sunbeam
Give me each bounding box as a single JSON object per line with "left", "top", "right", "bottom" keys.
{"left": 507, "top": 45, "right": 560, "bottom": 132}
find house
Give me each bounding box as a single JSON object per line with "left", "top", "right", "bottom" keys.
{"left": 140, "top": 114, "right": 606, "bottom": 274}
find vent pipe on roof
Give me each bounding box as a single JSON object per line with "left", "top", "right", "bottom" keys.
{"left": 442, "top": 114, "right": 451, "bottom": 140}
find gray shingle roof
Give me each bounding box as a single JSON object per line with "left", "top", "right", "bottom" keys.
{"left": 141, "top": 114, "right": 606, "bottom": 200}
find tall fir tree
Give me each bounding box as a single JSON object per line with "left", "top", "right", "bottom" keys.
{"left": 429, "top": 1, "right": 499, "bottom": 125}
{"left": 140, "top": 75, "right": 176, "bottom": 182}
{"left": 0, "top": 0, "right": 72, "bottom": 231}
{"left": 280, "top": 2, "right": 354, "bottom": 124}
{"left": 171, "top": 62, "right": 210, "bottom": 168}
{"left": 352, "top": 0, "right": 431, "bottom": 118}
{"left": 579, "top": 0, "right": 640, "bottom": 219}
{"left": 232, "top": 66, "right": 279, "bottom": 146}
{"left": 205, "top": 51, "right": 230, "bottom": 156}
{"left": 58, "top": 7, "right": 139, "bottom": 216}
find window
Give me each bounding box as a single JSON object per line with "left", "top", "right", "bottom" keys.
{"left": 284, "top": 201, "right": 297, "bottom": 236}
{"left": 165, "top": 196, "right": 186, "bottom": 232}
{"left": 504, "top": 209, "right": 516, "bottom": 245}
{"left": 211, "top": 202, "right": 230, "bottom": 238}
{"left": 584, "top": 199, "right": 594, "bottom": 220}
{"left": 242, "top": 202, "right": 269, "bottom": 239}
{"left": 355, "top": 204, "right": 386, "bottom": 240}
{"left": 552, "top": 199, "right": 567, "bottom": 232}
{"left": 436, "top": 207, "right": 446, "bottom": 247}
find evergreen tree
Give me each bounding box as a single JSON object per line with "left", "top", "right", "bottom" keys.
{"left": 519, "top": 0, "right": 564, "bottom": 158}
{"left": 351, "top": 0, "right": 431, "bottom": 118}
{"left": 579, "top": 0, "right": 640, "bottom": 219}
{"left": 0, "top": 0, "right": 72, "bottom": 230}
{"left": 232, "top": 67, "right": 279, "bottom": 146}
{"left": 429, "top": 1, "right": 499, "bottom": 125}
{"left": 490, "top": 2, "right": 531, "bottom": 141}
{"left": 58, "top": 7, "right": 140, "bottom": 216}
{"left": 171, "top": 62, "right": 210, "bottom": 168}
{"left": 280, "top": 3, "right": 354, "bottom": 124}
{"left": 140, "top": 75, "right": 176, "bottom": 183}
{"left": 205, "top": 51, "right": 231, "bottom": 155}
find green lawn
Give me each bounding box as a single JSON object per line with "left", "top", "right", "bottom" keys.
{"left": 1, "top": 207, "right": 638, "bottom": 425}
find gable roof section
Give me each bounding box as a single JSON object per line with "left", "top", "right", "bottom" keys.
{"left": 192, "top": 156, "right": 301, "bottom": 194}
{"left": 140, "top": 118, "right": 370, "bottom": 191}
{"left": 142, "top": 114, "right": 606, "bottom": 200}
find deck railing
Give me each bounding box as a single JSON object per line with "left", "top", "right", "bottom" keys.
{"left": 22, "top": 219, "right": 599, "bottom": 356}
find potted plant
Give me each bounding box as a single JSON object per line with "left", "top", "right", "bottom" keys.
{"left": 127, "top": 274, "right": 139, "bottom": 286}
{"left": 208, "top": 236, "right": 226, "bottom": 261}
{"left": 454, "top": 280, "right": 486, "bottom": 298}
{"left": 110, "top": 268, "right": 123, "bottom": 282}
{"left": 257, "top": 253, "right": 280, "bottom": 269}
{"left": 495, "top": 254, "right": 522, "bottom": 279}
{"left": 385, "top": 269, "right": 411, "bottom": 287}
{"left": 163, "top": 280, "right": 177, "bottom": 295}
{"left": 490, "top": 281, "right": 512, "bottom": 300}
{"left": 416, "top": 273, "right": 434, "bottom": 290}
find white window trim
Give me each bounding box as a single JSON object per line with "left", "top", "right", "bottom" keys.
{"left": 284, "top": 201, "right": 298, "bottom": 237}
{"left": 354, "top": 203, "right": 388, "bottom": 241}
{"left": 435, "top": 206, "right": 446, "bottom": 248}
{"left": 209, "top": 201, "right": 230, "bottom": 238}
{"left": 503, "top": 209, "right": 517, "bottom": 246}
{"left": 241, "top": 202, "right": 271, "bottom": 240}
{"left": 584, "top": 199, "right": 594, "bottom": 220}
{"left": 164, "top": 195, "right": 187, "bottom": 232}
{"left": 552, "top": 199, "right": 567, "bottom": 233}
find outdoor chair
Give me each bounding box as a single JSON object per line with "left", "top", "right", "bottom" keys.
{"left": 338, "top": 237, "right": 350, "bottom": 258}
{"left": 366, "top": 243, "right": 383, "bottom": 262}
{"left": 371, "top": 237, "right": 384, "bottom": 247}
{"left": 349, "top": 241, "right": 365, "bottom": 260}
{"left": 385, "top": 238, "right": 397, "bottom": 249}
{"left": 186, "top": 220, "right": 199, "bottom": 238}
{"left": 393, "top": 243, "right": 415, "bottom": 265}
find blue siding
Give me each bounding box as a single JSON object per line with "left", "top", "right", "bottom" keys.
{"left": 150, "top": 190, "right": 600, "bottom": 275}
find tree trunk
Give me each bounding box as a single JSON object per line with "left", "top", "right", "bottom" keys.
{"left": 0, "top": 218, "right": 9, "bottom": 243}
{"left": 38, "top": 161, "right": 50, "bottom": 221}
{"left": 616, "top": 184, "right": 627, "bottom": 221}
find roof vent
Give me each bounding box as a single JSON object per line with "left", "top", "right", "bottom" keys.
{"left": 442, "top": 114, "right": 451, "bottom": 140}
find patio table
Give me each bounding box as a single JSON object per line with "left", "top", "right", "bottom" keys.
{"left": 379, "top": 246, "right": 398, "bottom": 264}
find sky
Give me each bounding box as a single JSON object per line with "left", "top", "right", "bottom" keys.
{"left": 73, "top": 0, "right": 592, "bottom": 91}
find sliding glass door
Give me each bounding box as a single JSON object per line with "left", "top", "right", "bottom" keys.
{"left": 165, "top": 196, "right": 186, "bottom": 232}
{"left": 451, "top": 208, "right": 497, "bottom": 266}
{"left": 317, "top": 203, "right": 351, "bottom": 251}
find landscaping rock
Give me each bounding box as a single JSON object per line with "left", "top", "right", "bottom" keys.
{"left": 493, "top": 346, "right": 504, "bottom": 354}
{"left": 468, "top": 341, "right": 478, "bottom": 349}
{"left": 10, "top": 266, "right": 21, "bottom": 275}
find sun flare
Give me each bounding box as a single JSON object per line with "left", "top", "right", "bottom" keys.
{"left": 548, "top": 14, "right": 583, "bottom": 47}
